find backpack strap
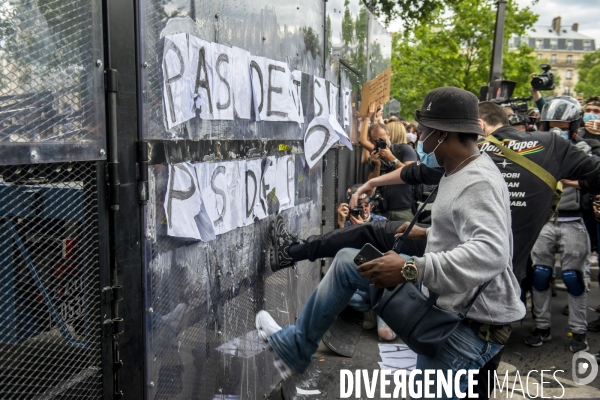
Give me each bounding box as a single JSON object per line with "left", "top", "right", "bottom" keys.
{"left": 484, "top": 135, "right": 562, "bottom": 220}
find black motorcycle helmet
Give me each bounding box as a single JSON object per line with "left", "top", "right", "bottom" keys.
{"left": 539, "top": 96, "right": 583, "bottom": 134}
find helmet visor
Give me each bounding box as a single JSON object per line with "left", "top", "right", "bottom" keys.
{"left": 540, "top": 99, "right": 581, "bottom": 122}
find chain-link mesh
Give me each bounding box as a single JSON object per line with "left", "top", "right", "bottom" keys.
{"left": 0, "top": 161, "right": 102, "bottom": 398}
{"left": 0, "top": 0, "right": 105, "bottom": 163}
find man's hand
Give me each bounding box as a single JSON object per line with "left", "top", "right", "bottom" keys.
{"left": 368, "top": 101, "right": 379, "bottom": 116}
{"left": 348, "top": 214, "right": 365, "bottom": 225}
{"left": 370, "top": 150, "right": 382, "bottom": 166}
{"left": 358, "top": 251, "right": 407, "bottom": 288}
{"left": 378, "top": 147, "right": 395, "bottom": 162}
{"left": 585, "top": 120, "right": 600, "bottom": 135}
{"left": 337, "top": 203, "right": 349, "bottom": 228}
{"left": 395, "top": 222, "right": 428, "bottom": 240}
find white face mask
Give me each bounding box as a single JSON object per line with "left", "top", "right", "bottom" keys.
{"left": 406, "top": 132, "right": 417, "bottom": 143}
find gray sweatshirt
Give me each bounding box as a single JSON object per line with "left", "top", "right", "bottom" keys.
{"left": 414, "top": 153, "right": 526, "bottom": 325}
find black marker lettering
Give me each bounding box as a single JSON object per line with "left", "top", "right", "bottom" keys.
{"left": 305, "top": 124, "right": 330, "bottom": 161}
{"left": 216, "top": 53, "right": 231, "bottom": 110}
{"left": 267, "top": 64, "right": 287, "bottom": 118}
{"left": 194, "top": 46, "right": 213, "bottom": 114}
{"left": 245, "top": 170, "right": 257, "bottom": 218}
{"left": 250, "top": 61, "right": 264, "bottom": 113}
{"left": 314, "top": 79, "right": 323, "bottom": 117}
{"left": 293, "top": 79, "right": 302, "bottom": 117}
{"left": 167, "top": 164, "right": 196, "bottom": 228}
{"left": 211, "top": 166, "right": 226, "bottom": 226}
{"left": 163, "top": 42, "right": 185, "bottom": 124}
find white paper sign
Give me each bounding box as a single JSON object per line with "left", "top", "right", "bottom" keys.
{"left": 212, "top": 43, "right": 234, "bottom": 120}
{"left": 259, "top": 156, "right": 278, "bottom": 212}
{"left": 329, "top": 113, "right": 352, "bottom": 150}
{"left": 303, "top": 117, "right": 338, "bottom": 169}
{"left": 342, "top": 87, "right": 351, "bottom": 127}
{"left": 313, "top": 77, "right": 329, "bottom": 118}
{"left": 263, "top": 60, "right": 291, "bottom": 122}
{"left": 163, "top": 34, "right": 195, "bottom": 129}
{"left": 329, "top": 83, "right": 339, "bottom": 120}
{"left": 289, "top": 70, "right": 304, "bottom": 124}
{"left": 188, "top": 35, "right": 214, "bottom": 120}
{"left": 378, "top": 343, "right": 417, "bottom": 374}
{"left": 231, "top": 47, "right": 252, "bottom": 119}
{"left": 250, "top": 56, "right": 267, "bottom": 121}
{"left": 276, "top": 155, "right": 295, "bottom": 211}
{"left": 243, "top": 159, "right": 264, "bottom": 224}
{"left": 164, "top": 163, "right": 216, "bottom": 241}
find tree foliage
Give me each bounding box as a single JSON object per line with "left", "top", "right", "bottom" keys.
{"left": 575, "top": 50, "right": 600, "bottom": 99}
{"left": 389, "top": 0, "right": 539, "bottom": 119}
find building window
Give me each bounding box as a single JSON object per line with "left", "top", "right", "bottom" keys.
{"left": 567, "top": 55, "right": 573, "bottom": 64}
{"left": 565, "top": 86, "right": 571, "bottom": 95}
{"left": 567, "top": 40, "right": 573, "bottom": 50}
{"left": 537, "top": 54, "right": 543, "bottom": 60}
{"left": 566, "top": 70, "right": 572, "bottom": 80}
{"left": 536, "top": 39, "right": 543, "bottom": 49}
{"left": 584, "top": 40, "right": 591, "bottom": 51}
{"left": 550, "top": 38, "right": 558, "bottom": 49}
{"left": 551, "top": 54, "right": 557, "bottom": 64}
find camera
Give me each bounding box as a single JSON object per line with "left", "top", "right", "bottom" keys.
{"left": 531, "top": 64, "right": 555, "bottom": 91}
{"left": 369, "top": 190, "right": 388, "bottom": 214}
{"left": 374, "top": 138, "right": 387, "bottom": 151}
{"left": 349, "top": 206, "right": 363, "bottom": 217}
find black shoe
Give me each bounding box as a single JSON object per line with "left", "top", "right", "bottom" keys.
{"left": 595, "top": 350, "right": 600, "bottom": 362}
{"left": 525, "top": 328, "right": 551, "bottom": 347}
{"left": 570, "top": 333, "right": 589, "bottom": 353}
{"left": 589, "top": 318, "right": 600, "bottom": 332}
{"left": 270, "top": 215, "right": 298, "bottom": 272}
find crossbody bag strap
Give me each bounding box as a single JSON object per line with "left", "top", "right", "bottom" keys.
{"left": 457, "top": 280, "right": 492, "bottom": 319}
{"left": 392, "top": 185, "right": 439, "bottom": 252}
{"left": 484, "top": 135, "right": 557, "bottom": 191}
{"left": 484, "top": 135, "right": 562, "bottom": 219}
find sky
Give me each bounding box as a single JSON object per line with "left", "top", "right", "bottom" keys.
{"left": 387, "top": 0, "right": 600, "bottom": 44}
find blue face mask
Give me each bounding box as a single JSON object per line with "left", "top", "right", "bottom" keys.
{"left": 416, "top": 130, "right": 444, "bottom": 168}
{"left": 584, "top": 113, "right": 600, "bottom": 123}
{"left": 561, "top": 131, "right": 569, "bottom": 140}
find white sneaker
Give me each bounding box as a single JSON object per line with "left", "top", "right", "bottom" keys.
{"left": 255, "top": 311, "right": 294, "bottom": 380}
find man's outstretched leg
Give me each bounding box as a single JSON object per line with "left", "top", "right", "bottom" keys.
{"left": 270, "top": 215, "right": 426, "bottom": 272}
{"left": 256, "top": 248, "right": 370, "bottom": 377}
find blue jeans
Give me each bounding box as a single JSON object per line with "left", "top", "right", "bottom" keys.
{"left": 414, "top": 323, "right": 503, "bottom": 400}
{"left": 268, "top": 247, "right": 504, "bottom": 383}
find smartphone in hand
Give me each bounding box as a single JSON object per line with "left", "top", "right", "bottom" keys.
{"left": 354, "top": 243, "right": 384, "bottom": 266}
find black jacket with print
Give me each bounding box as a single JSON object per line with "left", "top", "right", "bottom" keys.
{"left": 400, "top": 125, "right": 600, "bottom": 281}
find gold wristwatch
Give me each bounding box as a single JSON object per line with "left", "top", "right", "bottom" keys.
{"left": 402, "top": 258, "right": 418, "bottom": 282}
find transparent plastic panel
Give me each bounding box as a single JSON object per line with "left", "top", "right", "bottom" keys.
{"left": 0, "top": 0, "right": 106, "bottom": 165}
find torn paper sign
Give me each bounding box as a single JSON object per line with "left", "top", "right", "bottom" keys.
{"left": 378, "top": 343, "right": 417, "bottom": 375}
{"left": 212, "top": 43, "right": 234, "bottom": 120}
{"left": 231, "top": 46, "right": 252, "bottom": 119}
{"left": 313, "top": 77, "right": 329, "bottom": 118}
{"left": 250, "top": 56, "right": 267, "bottom": 121}
{"left": 163, "top": 34, "right": 195, "bottom": 129}
{"left": 303, "top": 117, "right": 338, "bottom": 169}
{"left": 259, "top": 156, "right": 278, "bottom": 214}
{"left": 342, "top": 87, "right": 351, "bottom": 127}
{"left": 164, "top": 163, "right": 216, "bottom": 241}
{"left": 329, "top": 113, "right": 352, "bottom": 150}
{"left": 195, "top": 162, "right": 243, "bottom": 236}
{"left": 188, "top": 35, "right": 214, "bottom": 120}
{"left": 276, "top": 155, "right": 295, "bottom": 211}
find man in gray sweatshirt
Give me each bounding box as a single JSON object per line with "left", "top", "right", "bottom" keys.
{"left": 255, "top": 87, "right": 525, "bottom": 396}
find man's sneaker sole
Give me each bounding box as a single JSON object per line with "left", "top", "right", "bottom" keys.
{"left": 525, "top": 334, "right": 551, "bottom": 347}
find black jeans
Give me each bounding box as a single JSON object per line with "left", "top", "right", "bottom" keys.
{"left": 298, "top": 220, "right": 428, "bottom": 262}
